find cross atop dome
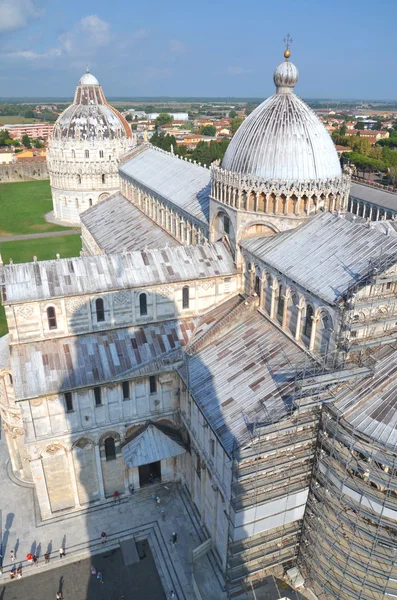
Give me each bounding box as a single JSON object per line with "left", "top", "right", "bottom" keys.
{"left": 283, "top": 33, "right": 292, "bottom": 60}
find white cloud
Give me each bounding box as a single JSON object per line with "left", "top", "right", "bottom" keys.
{"left": 59, "top": 15, "right": 110, "bottom": 56}
{"left": 168, "top": 39, "right": 186, "bottom": 55}
{"left": 227, "top": 65, "right": 253, "bottom": 76}
{"left": 0, "top": 0, "right": 40, "bottom": 33}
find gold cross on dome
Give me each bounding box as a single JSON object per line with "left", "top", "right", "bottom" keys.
{"left": 283, "top": 34, "right": 293, "bottom": 50}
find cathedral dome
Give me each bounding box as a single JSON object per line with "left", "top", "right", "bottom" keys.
{"left": 221, "top": 54, "right": 341, "bottom": 183}
{"left": 52, "top": 69, "right": 132, "bottom": 142}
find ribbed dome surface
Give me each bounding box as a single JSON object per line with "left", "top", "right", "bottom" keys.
{"left": 52, "top": 70, "right": 132, "bottom": 141}
{"left": 222, "top": 61, "right": 341, "bottom": 182}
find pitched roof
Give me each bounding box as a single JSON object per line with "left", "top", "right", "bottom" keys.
{"left": 241, "top": 212, "right": 397, "bottom": 305}
{"left": 334, "top": 344, "right": 397, "bottom": 452}
{"left": 350, "top": 181, "right": 397, "bottom": 212}
{"left": 185, "top": 306, "right": 306, "bottom": 454}
{"left": 10, "top": 319, "right": 197, "bottom": 401}
{"left": 81, "top": 192, "right": 179, "bottom": 253}
{"left": 121, "top": 423, "right": 186, "bottom": 468}
{"left": 1, "top": 242, "right": 236, "bottom": 303}
{"left": 119, "top": 145, "right": 210, "bottom": 225}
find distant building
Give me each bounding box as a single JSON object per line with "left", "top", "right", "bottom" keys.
{"left": 147, "top": 112, "right": 189, "bottom": 121}
{"left": 2, "top": 123, "right": 54, "bottom": 141}
{"left": 0, "top": 148, "right": 16, "bottom": 164}
{"left": 345, "top": 129, "right": 389, "bottom": 144}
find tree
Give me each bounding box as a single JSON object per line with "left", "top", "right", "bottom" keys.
{"left": 155, "top": 113, "right": 173, "bottom": 127}
{"left": 200, "top": 125, "right": 216, "bottom": 137}
{"left": 389, "top": 166, "right": 397, "bottom": 186}
{"left": 0, "top": 129, "right": 11, "bottom": 146}
{"left": 24, "top": 110, "right": 35, "bottom": 119}
{"left": 230, "top": 117, "right": 243, "bottom": 135}
{"left": 229, "top": 109, "right": 237, "bottom": 119}
{"left": 33, "top": 138, "right": 45, "bottom": 148}
{"left": 339, "top": 124, "right": 347, "bottom": 136}
{"left": 21, "top": 134, "right": 31, "bottom": 148}
{"left": 125, "top": 113, "right": 133, "bottom": 122}
{"left": 355, "top": 121, "right": 365, "bottom": 130}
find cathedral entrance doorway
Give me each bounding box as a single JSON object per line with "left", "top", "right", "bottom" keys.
{"left": 139, "top": 461, "right": 161, "bottom": 487}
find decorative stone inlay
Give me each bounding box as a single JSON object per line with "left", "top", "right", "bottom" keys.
{"left": 201, "top": 281, "right": 214, "bottom": 291}
{"left": 45, "top": 443, "right": 63, "bottom": 455}
{"left": 17, "top": 305, "right": 33, "bottom": 318}
{"left": 105, "top": 383, "right": 116, "bottom": 390}
{"left": 67, "top": 297, "right": 85, "bottom": 313}
{"left": 78, "top": 390, "right": 88, "bottom": 396}
{"left": 114, "top": 292, "right": 129, "bottom": 305}
{"left": 14, "top": 427, "right": 24, "bottom": 437}
{"left": 157, "top": 285, "right": 174, "bottom": 298}
{"left": 31, "top": 397, "right": 44, "bottom": 407}
{"left": 46, "top": 395, "right": 58, "bottom": 403}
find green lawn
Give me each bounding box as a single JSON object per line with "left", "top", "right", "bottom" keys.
{"left": 0, "top": 116, "right": 42, "bottom": 124}
{"left": 0, "top": 180, "right": 75, "bottom": 236}
{"left": 0, "top": 234, "right": 82, "bottom": 337}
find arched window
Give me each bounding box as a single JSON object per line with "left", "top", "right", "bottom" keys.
{"left": 224, "top": 215, "right": 230, "bottom": 235}
{"left": 95, "top": 298, "right": 105, "bottom": 322}
{"left": 304, "top": 305, "right": 314, "bottom": 338}
{"left": 277, "top": 285, "right": 284, "bottom": 317}
{"left": 182, "top": 286, "right": 189, "bottom": 309}
{"left": 47, "top": 306, "right": 57, "bottom": 330}
{"left": 75, "top": 198, "right": 79, "bottom": 208}
{"left": 85, "top": 150, "right": 89, "bottom": 159}
{"left": 77, "top": 174, "right": 81, "bottom": 184}
{"left": 71, "top": 150, "right": 75, "bottom": 159}
{"left": 104, "top": 437, "right": 116, "bottom": 461}
{"left": 102, "top": 174, "right": 105, "bottom": 184}
{"left": 99, "top": 150, "right": 104, "bottom": 158}
{"left": 139, "top": 293, "right": 147, "bottom": 316}
{"left": 254, "top": 276, "right": 260, "bottom": 296}
{"left": 89, "top": 198, "right": 93, "bottom": 207}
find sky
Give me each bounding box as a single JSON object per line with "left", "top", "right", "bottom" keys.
{"left": 0, "top": 0, "right": 396, "bottom": 100}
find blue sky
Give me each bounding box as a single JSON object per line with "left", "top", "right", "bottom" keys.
{"left": 0, "top": 0, "right": 396, "bottom": 99}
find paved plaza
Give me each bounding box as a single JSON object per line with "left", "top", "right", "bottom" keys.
{"left": 0, "top": 431, "right": 225, "bottom": 600}
{"left": 0, "top": 544, "right": 165, "bottom": 600}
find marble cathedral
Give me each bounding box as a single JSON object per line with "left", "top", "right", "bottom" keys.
{"left": 1, "top": 48, "right": 397, "bottom": 599}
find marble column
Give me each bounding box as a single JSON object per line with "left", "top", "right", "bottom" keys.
{"left": 295, "top": 307, "right": 303, "bottom": 341}
{"left": 67, "top": 450, "right": 81, "bottom": 509}
{"left": 309, "top": 317, "right": 319, "bottom": 352}
{"left": 30, "top": 458, "right": 52, "bottom": 520}
{"left": 94, "top": 444, "right": 106, "bottom": 501}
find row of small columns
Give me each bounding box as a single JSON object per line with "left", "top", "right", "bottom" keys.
{"left": 122, "top": 179, "right": 206, "bottom": 244}
{"left": 348, "top": 198, "right": 395, "bottom": 221}
{"left": 212, "top": 181, "right": 343, "bottom": 215}
{"left": 253, "top": 271, "right": 319, "bottom": 352}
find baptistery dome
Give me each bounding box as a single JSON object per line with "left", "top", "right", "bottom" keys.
{"left": 47, "top": 68, "right": 135, "bottom": 225}
{"left": 222, "top": 54, "right": 341, "bottom": 183}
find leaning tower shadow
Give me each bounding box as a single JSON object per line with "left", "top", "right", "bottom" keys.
{"left": 54, "top": 287, "right": 228, "bottom": 600}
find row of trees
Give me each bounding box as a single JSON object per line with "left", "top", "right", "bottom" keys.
{"left": 333, "top": 130, "right": 397, "bottom": 177}
{"left": 0, "top": 129, "right": 44, "bottom": 149}
{"left": 149, "top": 132, "right": 230, "bottom": 167}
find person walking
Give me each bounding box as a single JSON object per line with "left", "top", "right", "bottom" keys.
{"left": 44, "top": 551, "right": 50, "bottom": 564}
{"left": 32, "top": 554, "right": 38, "bottom": 567}
{"left": 97, "top": 570, "right": 104, "bottom": 583}
{"left": 26, "top": 553, "right": 33, "bottom": 564}
{"left": 168, "top": 591, "right": 176, "bottom": 599}
{"left": 16, "top": 567, "right": 22, "bottom": 579}
{"left": 113, "top": 490, "right": 121, "bottom": 503}
{"left": 91, "top": 565, "right": 97, "bottom": 576}
{"left": 59, "top": 546, "right": 65, "bottom": 559}
{"left": 161, "top": 509, "right": 166, "bottom": 521}
{"left": 171, "top": 532, "right": 178, "bottom": 545}
{"left": 10, "top": 550, "right": 15, "bottom": 562}
{"left": 156, "top": 496, "right": 161, "bottom": 507}
{"left": 101, "top": 531, "right": 107, "bottom": 544}
{"left": 56, "top": 592, "right": 62, "bottom": 600}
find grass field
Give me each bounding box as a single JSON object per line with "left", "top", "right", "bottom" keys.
{"left": 0, "top": 115, "right": 42, "bottom": 124}
{"left": 0, "top": 234, "right": 81, "bottom": 337}
{"left": 0, "top": 180, "right": 75, "bottom": 236}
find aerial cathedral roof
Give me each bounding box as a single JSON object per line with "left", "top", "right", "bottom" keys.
{"left": 51, "top": 68, "right": 132, "bottom": 141}
{"left": 221, "top": 49, "right": 342, "bottom": 183}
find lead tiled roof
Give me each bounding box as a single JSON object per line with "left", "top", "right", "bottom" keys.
{"left": 1, "top": 242, "right": 235, "bottom": 303}
{"left": 334, "top": 344, "right": 397, "bottom": 451}
{"left": 81, "top": 193, "right": 179, "bottom": 253}
{"left": 11, "top": 319, "right": 197, "bottom": 401}
{"left": 119, "top": 145, "right": 210, "bottom": 225}
{"left": 185, "top": 308, "right": 306, "bottom": 454}
{"left": 241, "top": 212, "right": 397, "bottom": 305}
{"left": 350, "top": 182, "right": 397, "bottom": 212}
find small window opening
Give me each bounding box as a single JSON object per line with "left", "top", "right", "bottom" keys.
{"left": 102, "top": 174, "right": 105, "bottom": 184}
{"left": 122, "top": 381, "right": 129, "bottom": 400}
{"left": 105, "top": 437, "right": 116, "bottom": 461}
{"left": 139, "top": 293, "right": 147, "bottom": 316}
{"left": 182, "top": 286, "right": 189, "bottom": 309}
{"left": 47, "top": 306, "right": 57, "bottom": 330}
{"left": 65, "top": 392, "right": 73, "bottom": 413}
{"left": 95, "top": 298, "right": 105, "bottom": 322}
{"left": 99, "top": 150, "right": 104, "bottom": 158}
{"left": 210, "top": 439, "right": 215, "bottom": 457}
{"left": 149, "top": 375, "right": 157, "bottom": 394}
{"left": 94, "top": 387, "right": 102, "bottom": 406}
{"left": 224, "top": 215, "right": 230, "bottom": 235}
{"left": 89, "top": 198, "right": 93, "bottom": 207}
{"left": 85, "top": 150, "right": 89, "bottom": 159}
